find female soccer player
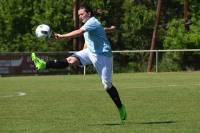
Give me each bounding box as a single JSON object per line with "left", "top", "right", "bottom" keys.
{"left": 32, "top": 5, "right": 127, "bottom": 122}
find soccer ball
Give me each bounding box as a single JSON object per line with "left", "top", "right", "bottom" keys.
{"left": 35, "top": 24, "right": 51, "bottom": 38}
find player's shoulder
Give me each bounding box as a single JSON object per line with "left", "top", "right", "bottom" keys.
{"left": 82, "top": 17, "right": 101, "bottom": 31}
{"left": 87, "top": 17, "right": 100, "bottom": 25}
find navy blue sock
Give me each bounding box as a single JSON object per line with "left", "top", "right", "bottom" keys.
{"left": 106, "top": 85, "right": 122, "bottom": 109}
{"left": 46, "top": 60, "right": 69, "bottom": 69}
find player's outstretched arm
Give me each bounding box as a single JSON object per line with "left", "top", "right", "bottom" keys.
{"left": 104, "top": 26, "right": 116, "bottom": 33}
{"left": 54, "top": 28, "right": 85, "bottom": 40}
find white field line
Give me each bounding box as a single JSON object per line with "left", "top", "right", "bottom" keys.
{"left": 1, "top": 83, "right": 199, "bottom": 97}
{"left": 127, "top": 83, "right": 200, "bottom": 89}
{"left": 66, "top": 83, "right": 200, "bottom": 91}
{"left": 167, "top": 84, "right": 200, "bottom": 87}
{"left": 1, "top": 91, "right": 26, "bottom": 98}
{"left": 17, "top": 92, "right": 26, "bottom": 96}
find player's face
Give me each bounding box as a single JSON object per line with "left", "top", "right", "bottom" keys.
{"left": 78, "top": 9, "right": 91, "bottom": 23}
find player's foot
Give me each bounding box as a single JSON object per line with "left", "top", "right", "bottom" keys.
{"left": 31, "top": 53, "right": 46, "bottom": 70}
{"left": 118, "top": 104, "right": 127, "bottom": 122}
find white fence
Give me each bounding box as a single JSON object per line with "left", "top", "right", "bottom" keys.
{"left": 0, "top": 49, "right": 199, "bottom": 75}
{"left": 82, "top": 49, "right": 200, "bottom": 74}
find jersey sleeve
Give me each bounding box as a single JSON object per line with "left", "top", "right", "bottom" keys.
{"left": 81, "top": 18, "right": 98, "bottom": 32}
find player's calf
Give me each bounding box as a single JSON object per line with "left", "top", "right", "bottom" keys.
{"left": 31, "top": 53, "right": 69, "bottom": 70}
{"left": 46, "top": 60, "right": 69, "bottom": 69}
{"left": 106, "top": 85, "right": 127, "bottom": 121}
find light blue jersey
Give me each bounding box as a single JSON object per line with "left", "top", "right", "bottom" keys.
{"left": 81, "top": 17, "right": 112, "bottom": 57}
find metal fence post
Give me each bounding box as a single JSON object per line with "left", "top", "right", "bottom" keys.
{"left": 156, "top": 51, "right": 158, "bottom": 72}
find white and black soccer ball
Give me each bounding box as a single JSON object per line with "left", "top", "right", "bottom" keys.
{"left": 35, "top": 24, "right": 51, "bottom": 38}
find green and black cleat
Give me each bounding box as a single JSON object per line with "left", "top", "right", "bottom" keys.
{"left": 31, "top": 53, "right": 46, "bottom": 70}
{"left": 118, "top": 104, "right": 127, "bottom": 122}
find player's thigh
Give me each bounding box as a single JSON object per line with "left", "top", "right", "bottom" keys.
{"left": 73, "top": 49, "right": 92, "bottom": 66}
{"left": 94, "top": 55, "right": 113, "bottom": 89}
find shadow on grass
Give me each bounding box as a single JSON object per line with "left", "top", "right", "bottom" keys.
{"left": 88, "top": 122, "right": 123, "bottom": 126}
{"left": 88, "top": 120, "right": 176, "bottom": 126}
{"left": 136, "top": 120, "right": 177, "bottom": 125}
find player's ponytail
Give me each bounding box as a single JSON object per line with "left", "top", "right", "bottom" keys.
{"left": 79, "top": 5, "right": 107, "bottom": 17}
{"left": 79, "top": 5, "right": 94, "bottom": 17}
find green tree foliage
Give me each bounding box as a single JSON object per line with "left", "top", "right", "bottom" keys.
{"left": 121, "top": 0, "right": 155, "bottom": 50}
{"left": 0, "top": 0, "right": 73, "bottom": 52}
{"left": 110, "top": 0, "right": 155, "bottom": 72}
{"left": 164, "top": 19, "right": 200, "bottom": 49}
{"left": 0, "top": 0, "right": 156, "bottom": 52}
{"left": 160, "top": 0, "right": 200, "bottom": 71}
{"left": 0, "top": 0, "right": 199, "bottom": 71}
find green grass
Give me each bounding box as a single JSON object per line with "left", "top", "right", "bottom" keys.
{"left": 0, "top": 72, "right": 200, "bottom": 133}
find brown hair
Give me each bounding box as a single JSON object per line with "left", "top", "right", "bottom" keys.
{"left": 79, "top": 5, "right": 94, "bottom": 16}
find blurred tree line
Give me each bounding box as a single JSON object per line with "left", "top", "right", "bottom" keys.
{"left": 0, "top": 0, "right": 199, "bottom": 71}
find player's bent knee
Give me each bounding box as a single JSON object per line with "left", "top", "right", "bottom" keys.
{"left": 102, "top": 80, "right": 112, "bottom": 90}
{"left": 66, "top": 56, "right": 80, "bottom": 65}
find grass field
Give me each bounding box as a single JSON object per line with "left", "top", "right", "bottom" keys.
{"left": 0, "top": 72, "right": 200, "bottom": 133}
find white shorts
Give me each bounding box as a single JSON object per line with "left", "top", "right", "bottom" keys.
{"left": 73, "top": 48, "right": 113, "bottom": 89}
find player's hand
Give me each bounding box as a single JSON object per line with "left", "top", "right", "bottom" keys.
{"left": 110, "top": 26, "right": 116, "bottom": 29}
{"left": 110, "top": 26, "right": 116, "bottom": 32}
{"left": 54, "top": 33, "right": 63, "bottom": 40}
